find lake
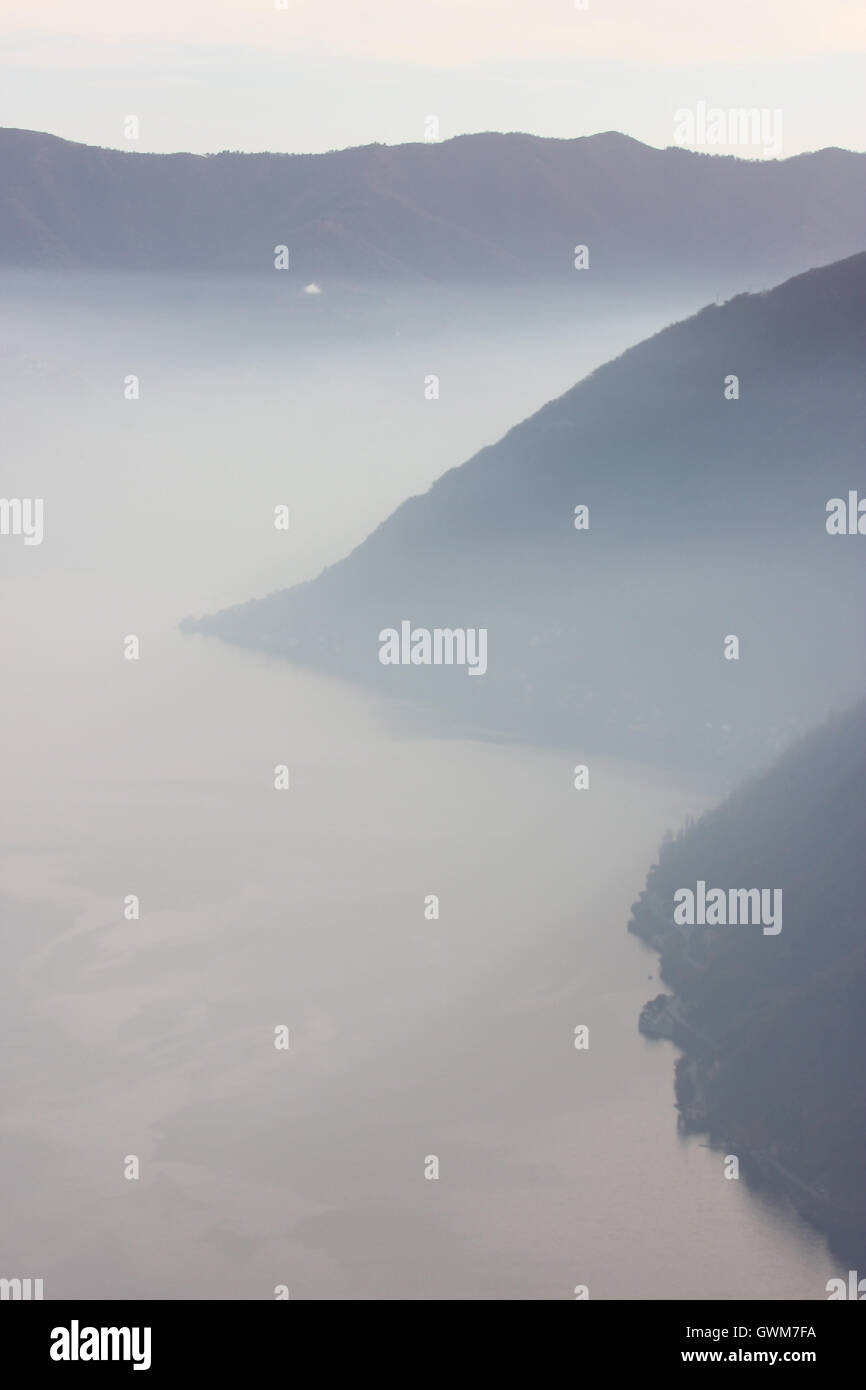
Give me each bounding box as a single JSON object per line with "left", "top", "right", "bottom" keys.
{"left": 0, "top": 569, "right": 837, "bottom": 1299}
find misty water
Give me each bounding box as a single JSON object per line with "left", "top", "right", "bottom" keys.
{"left": 0, "top": 276, "right": 842, "bottom": 1298}
{"left": 0, "top": 572, "right": 838, "bottom": 1300}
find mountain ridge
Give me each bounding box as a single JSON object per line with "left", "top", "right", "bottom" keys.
{"left": 3, "top": 126, "right": 866, "bottom": 281}
{"left": 184, "top": 250, "right": 866, "bottom": 778}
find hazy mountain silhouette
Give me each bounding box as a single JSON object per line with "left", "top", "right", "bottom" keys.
{"left": 629, "top": 699, "right": 866, "bottom": 1263}
{"left": 3, "top": 127, "right": 866, "bottom": 289}
{"left": 185, "top": 252, "right": 866, "bottom": 778}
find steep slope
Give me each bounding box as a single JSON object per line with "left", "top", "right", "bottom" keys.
{"left": 186, "top": 252, "right": 866, "bottom": 777}
{"left": 2, "top": 127, "right": 866, "bottom": 288}
{"left": 628, "top": 700, "right": 866, "bottom": 1262}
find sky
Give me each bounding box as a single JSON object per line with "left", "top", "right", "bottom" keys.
{"left": 1, "top": 0, "right": 865, "bottom": 156}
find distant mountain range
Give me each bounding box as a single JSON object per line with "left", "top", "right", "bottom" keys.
{"left": 184, "top": 251, "right": 866, "bottom": 778}
{"left": 629, "top": 699, "right": 866, "bottom": 1263}
{"left": 3, "top": 127, "right": 866, "bottom": 288}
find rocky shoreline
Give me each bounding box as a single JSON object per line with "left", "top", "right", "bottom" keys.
{"left": 636, "top": 979, "right": 866, "bottom": 1263}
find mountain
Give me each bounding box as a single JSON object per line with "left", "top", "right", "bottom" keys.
{"left": 628, "top": 700, "right": 866, "bottom": 1263}
{"left": 3, "top": 127, "right": 866, "bottom": 289}
{"left": 184, "top": 251, "right": 866, "bottom": 778}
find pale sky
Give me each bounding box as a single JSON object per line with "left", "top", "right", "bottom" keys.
{"left": 2, "top": 0, "right": 865, "bottom": 155}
